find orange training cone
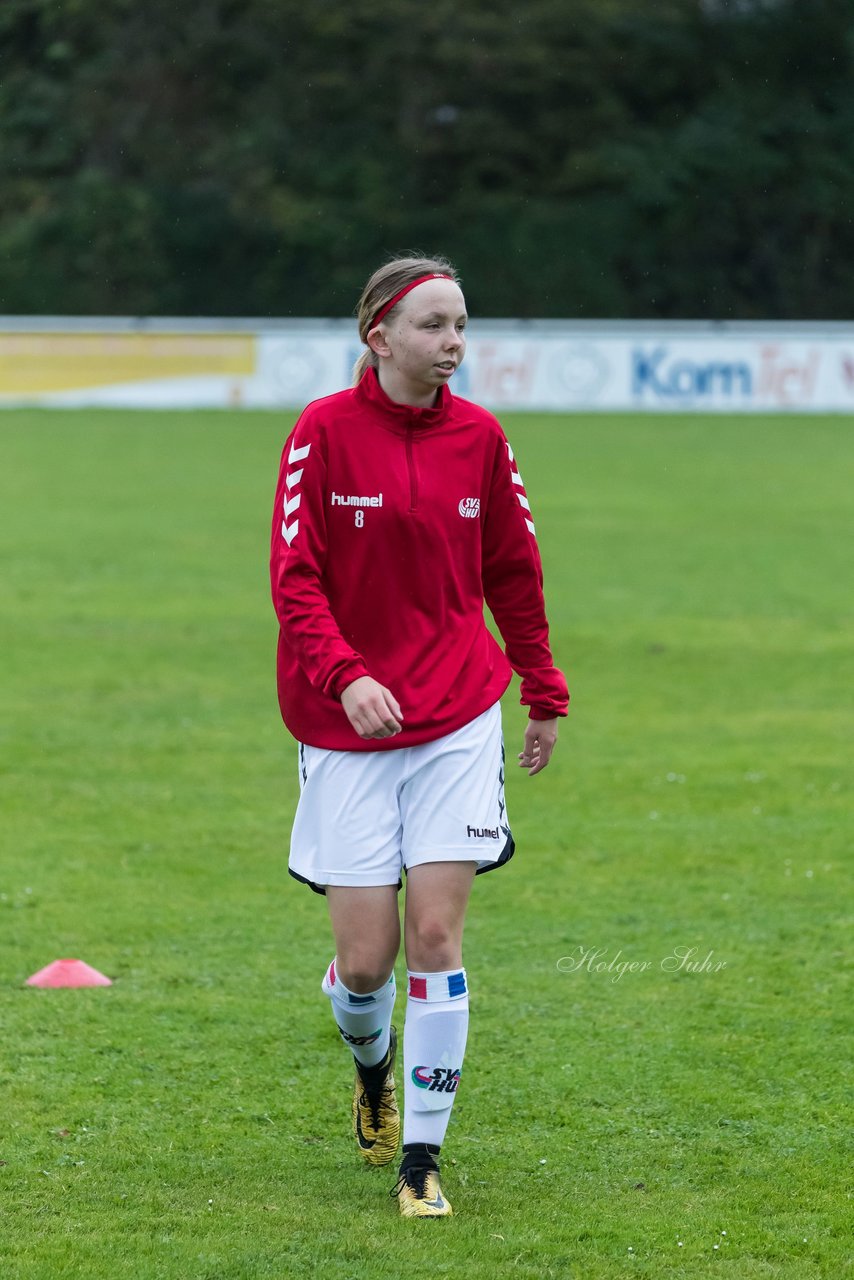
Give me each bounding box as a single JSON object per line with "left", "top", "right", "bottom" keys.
{"left": 26, "top": 959, "right": 112, "bottom": 988}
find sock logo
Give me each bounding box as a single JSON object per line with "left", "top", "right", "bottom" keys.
{"left": 412, "top": 1066, "right": 461, "bottom": 1094}
{"left": 337, "top": 1024, "right": 382, "bottom": 1046}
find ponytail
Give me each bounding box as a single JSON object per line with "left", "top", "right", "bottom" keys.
{"left": 351, "top": 347, "right": 378, "bottom": 387}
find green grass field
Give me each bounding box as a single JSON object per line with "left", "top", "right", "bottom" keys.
{"left": 0, "top": 408, "right": 851, "bottom": 1279}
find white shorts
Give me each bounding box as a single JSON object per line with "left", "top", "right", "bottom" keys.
{"left": 288, "top": 701, "right": 514, "bottom": 894}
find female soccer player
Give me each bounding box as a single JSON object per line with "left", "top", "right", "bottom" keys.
{"left": 270, "top": 255, "right": 568, "bottom": 1217}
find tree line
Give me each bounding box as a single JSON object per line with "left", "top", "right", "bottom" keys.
{"left": 0, "top": 0, "right": 851, "bottom": 319}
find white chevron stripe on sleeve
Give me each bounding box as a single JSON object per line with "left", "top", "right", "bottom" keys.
{"left": 286, "top": 469, "right": 303, "bottom": 490}
{"left": 525, "top": 518, "right": 536, "bottom": 535}
{"left": 282, "top": 519, "right": 299, "bottom": 545}
{"left": 511, "top": 470, "right": 524, "bottom": 487}
{"left": 288, "top": 442, "right": 312, "bottom": 464}
{"left": 517, "top": 494, "right": 531, "bottom": 512}
{"left": 284, "top": 492, "right": 301, "bottom": 518}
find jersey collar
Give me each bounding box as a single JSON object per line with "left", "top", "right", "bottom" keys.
{"left": 354, "top": 366, "right": 454, "bottom": 432}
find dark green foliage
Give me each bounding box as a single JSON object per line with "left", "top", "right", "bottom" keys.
{"left": 1, "top": 0, "right": 852, "bottom": 317}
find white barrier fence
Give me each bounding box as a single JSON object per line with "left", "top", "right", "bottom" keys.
{"left": 2, "top": 317, "right": 853, "bottom": 412}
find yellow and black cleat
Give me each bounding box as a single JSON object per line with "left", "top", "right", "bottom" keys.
{"left": 390, "top": 1156, "right": 453, "bottom": 1218}
{"left": 352, "top": 1025, "right": 400, "bottom": 1166}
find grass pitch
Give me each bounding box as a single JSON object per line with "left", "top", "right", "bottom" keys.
{"left": 0, "top": 407, "right": 851, "bottom": 1279}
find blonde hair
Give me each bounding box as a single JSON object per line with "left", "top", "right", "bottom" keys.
{"left": 351, "top": 254, "right": 461, "bottom": 385}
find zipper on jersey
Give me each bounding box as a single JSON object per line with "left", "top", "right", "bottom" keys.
{"left": 405, "top": 427, "right": 418, "bottom": 512}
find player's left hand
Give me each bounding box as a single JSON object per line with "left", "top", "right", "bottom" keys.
{"left": 518, "top": 717, "right": 558, "bottom": 776}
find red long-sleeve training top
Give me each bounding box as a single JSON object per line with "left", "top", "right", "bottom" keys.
{"left": 270, "top": 367, "right": 569, "bottom": 751}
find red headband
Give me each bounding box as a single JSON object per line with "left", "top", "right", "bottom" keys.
{"left": 368, "top": 273, "right": 455, "bottom": 331}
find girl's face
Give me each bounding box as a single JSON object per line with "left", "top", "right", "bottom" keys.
{"left": 373, "top": 279, "right": 468, "bottom": 400}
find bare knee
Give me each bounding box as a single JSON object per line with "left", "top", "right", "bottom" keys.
{"left": 327, "top": 885, "right": 400, "bottom": 992}
{"left": 336, "top": 946, "right": 398, "bottom": 994}
{"left": 406, "top": 917, "right": 462, "bottom": 972}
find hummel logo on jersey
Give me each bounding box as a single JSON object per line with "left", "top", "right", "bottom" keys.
{"left": 467, "top": 825, "right": 500, "bottom": 839}
{"left": 458, "top": 497, "right": 480, "bottom": 518}
{"left": 331, "top": 492, "right": 383, "bottom": 507}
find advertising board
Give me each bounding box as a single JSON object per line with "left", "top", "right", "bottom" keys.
{"left": 2, "top": 319, "right": 853, "bottom": 412}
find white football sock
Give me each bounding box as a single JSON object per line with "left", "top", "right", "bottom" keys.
{"left": 321, "top": 958, "right": 396, "bottom": 1068}
{"left": 403, "top": 968, "right": 469, "bottom": 1149}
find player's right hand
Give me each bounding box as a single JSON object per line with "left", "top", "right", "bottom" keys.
{"left": 340, "top": 676, "right": 404, "bottom": 739}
